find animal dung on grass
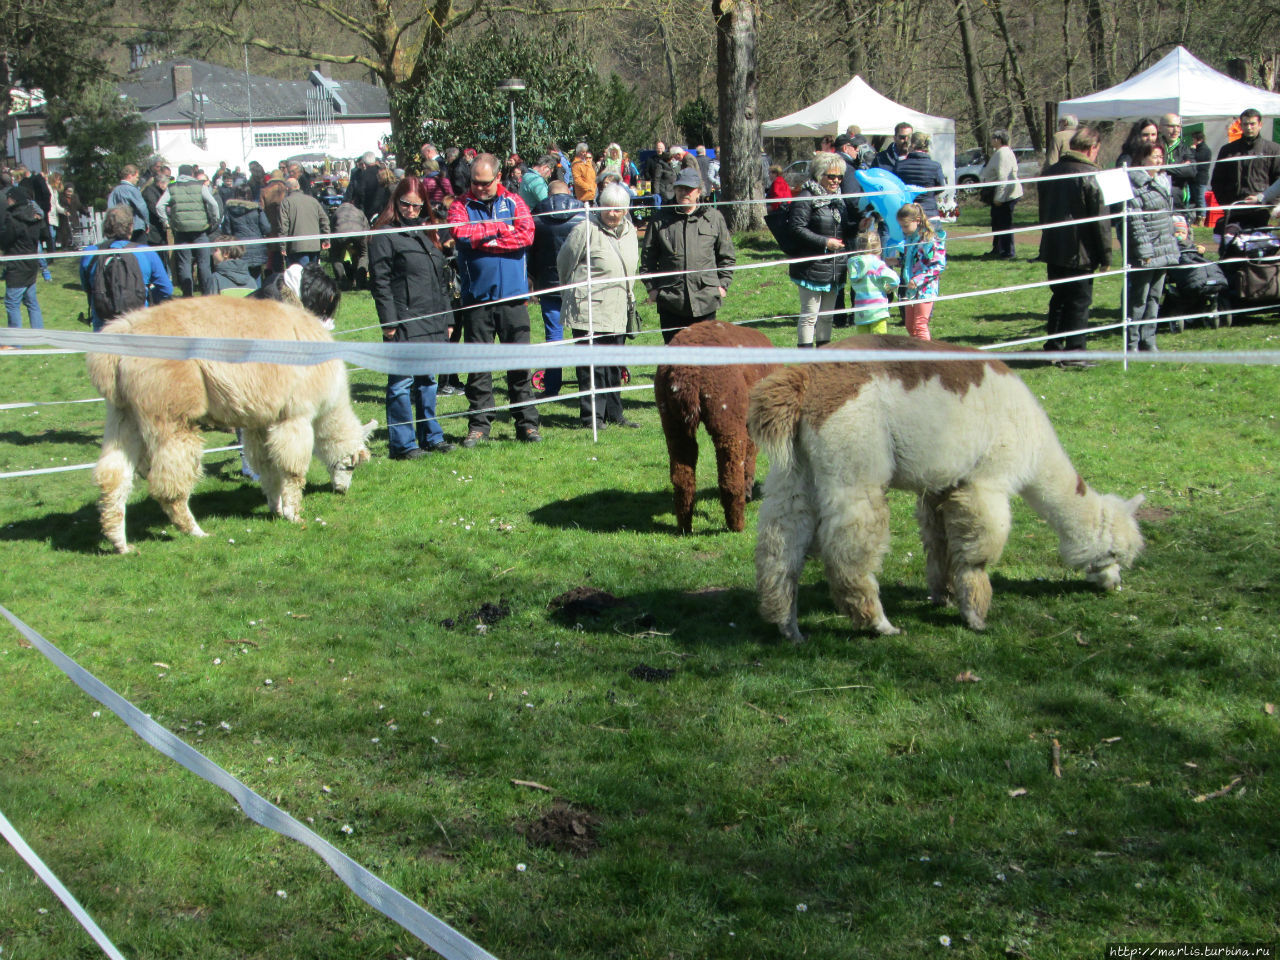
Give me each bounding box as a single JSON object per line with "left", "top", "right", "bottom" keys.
{"left": 748, "top": 335, "right": 1144, "bottom": 641}
{"left": 86, "top": 297, "right": 376, "bottom": 553}
{"left": 654, "top": 321, "right": 781, "bottom": 534}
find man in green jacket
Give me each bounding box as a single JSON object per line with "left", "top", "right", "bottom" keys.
{"left": 640, "top": 167, "right": 736, "bottom": 343}
{"left": 157, "top": 164, "right": 221, "bottom": 296}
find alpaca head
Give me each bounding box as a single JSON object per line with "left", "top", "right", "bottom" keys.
{"left": 1076, "top": 493, "right": 1145, "bottom": 591}
{"left": 328, "top": 419, "right": 377, "bottom": 494}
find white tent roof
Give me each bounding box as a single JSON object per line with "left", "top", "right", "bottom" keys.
{"left": 1060, "top": 46, "right": 1280, "bottom": 122}
{"left": 763, "top": 76, "right": 957, "bottom": 193}
{"left": 763, "top": 75, "right": 953, "bottom": 138}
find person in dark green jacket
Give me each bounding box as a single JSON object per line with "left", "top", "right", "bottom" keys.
{"left": 640, "top": 167, "right": 736, "bottom": 344}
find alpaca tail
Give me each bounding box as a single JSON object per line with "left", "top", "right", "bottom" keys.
{"left": 86, "top": 315, "right": 139, "bottom": 408}
{"left": 747, "top": 366, "right": 811, "bottom": 471}
{"left": 654, "top": 363, "right": 702, "bottom": 436}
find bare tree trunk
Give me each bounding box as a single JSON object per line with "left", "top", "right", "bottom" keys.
{"left": 657, "top": 17, "right": 682, "bottom": 121}
{"left": 989, "top": 0, "right": 1043, "bottom": 150}
{"left": 1086, "top": 0, "right": 1109, "bottom": 89}
{"left": 954, "top": 0, "right": 991, "bottom": 148}
{"left": 714, "top": 0, "right": 763, "bottom": 231}
{"left": 0, "top": 52, "right": 12, "bottom": 164}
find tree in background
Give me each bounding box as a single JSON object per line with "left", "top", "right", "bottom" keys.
{"left": 392, "top": 31, "right": 650, "bottom": 162}
{"left": 0, "top": 0, "right": 116, "bottom": 162}
{"left": 675, "top": 97, "right": 716, "bottom": 148}
{"left": 45, "top": 81, "right": 149, "bottom": 205}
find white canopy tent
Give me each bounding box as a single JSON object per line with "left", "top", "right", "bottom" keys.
{"left": 763, "top": 76, "right": 956, "bottom": 191}
{"left": 1059, "top": 46, "right": 1280, "bottom": 160}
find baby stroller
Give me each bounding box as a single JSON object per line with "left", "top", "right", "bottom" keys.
{"left": 1217, "top": 206, "right": 1280, "bottom": 320}
{"left": 1162, "top": 246, "right": 1229, "bottom": 332}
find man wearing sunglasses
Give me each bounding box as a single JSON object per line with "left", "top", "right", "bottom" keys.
{"left": 873, "top": 122, "right": 914, "bottom": 174}
{"left": 446, "top": 152, "right": 542, "bottom": 445}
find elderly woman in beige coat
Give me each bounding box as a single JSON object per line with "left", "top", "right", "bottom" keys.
{"left": 557, "top": 183, "right": 640, "bottom": 429}
{"left": 980, "top": 129, "right": 1025, "bottom": 259}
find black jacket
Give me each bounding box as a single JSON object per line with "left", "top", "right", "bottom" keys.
{"left": 646, "top": 152, "right": 677, "bottom": 201}
{"left": 1211, "top": 134, "right": 1280, "bottom": 212}
{"left": 894, "top": 151, "right": 945, "bottom": 219}
{"left": 221, "top": 199, "right": 272, "bottom": 266}
{"left": 529, "top": 193, "right": 587, "bottom": 289}
{"left": 786, "top": 183, "right": 848, "bottom": 289}
{"left": 368, "top": 224, "right": 454, "bottom": 342}
{"left": 0, "top": 199, "right": 45, "bottom": 285}
{"left": 1038, "top": 151, "right": 1112, "bottom": 271}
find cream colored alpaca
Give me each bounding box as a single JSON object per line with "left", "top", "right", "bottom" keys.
{"left": 748, "top": 336, "right": 1144, "bottom": 640}
{"left": 87, "top": 297, "right": 376, "bottom": 554}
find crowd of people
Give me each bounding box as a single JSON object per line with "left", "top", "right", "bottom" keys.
{"left": 2, "top": 107, "right": 1272, "bottom": 428}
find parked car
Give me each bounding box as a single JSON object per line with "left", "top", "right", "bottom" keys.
{"left": 956, "top": 147, "right": 1041, "bottom": 184}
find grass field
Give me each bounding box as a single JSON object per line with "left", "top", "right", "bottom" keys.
{"left": 1, "top": 205, "right": 1277, "bottom": 959}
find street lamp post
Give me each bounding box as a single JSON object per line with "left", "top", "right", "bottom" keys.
{"left": 496, "top": 78, "right": 526, "bottom": 157}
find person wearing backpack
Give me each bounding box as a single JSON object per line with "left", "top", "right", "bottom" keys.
{"left": 156, "top": 164, "right": 221, "bottom": 297}
{"left": 80, "top": 205, "right": 173, "bottom": 330}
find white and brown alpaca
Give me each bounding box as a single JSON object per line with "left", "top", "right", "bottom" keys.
{"left": 748, "top": 336, "right": 1144, "bottom": 639}
{"left": 87, "top": 297, "right": 376, "bottom": 554}
{"left": 655, "top": 321, "right": 780, "bottom": 533}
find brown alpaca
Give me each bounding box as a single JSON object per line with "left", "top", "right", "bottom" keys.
{"left": 654, "top": 321, "right": 780, "bottom": 533}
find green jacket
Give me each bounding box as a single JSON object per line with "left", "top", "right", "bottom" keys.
{"left": 640, "top": 204, "right": 736, "bottom": 319}
{"left": 166, "top": 179, "right": 213, "bottom": 233}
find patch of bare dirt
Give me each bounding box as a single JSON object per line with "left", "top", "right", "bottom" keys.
{"left": 1135, "top": 505, "right": 1175, "bottom": 523}
{"left": 548, "top": 586, "right": 626, "bottom": 619}
{"left": 518, "top": 802, "right": 602, "bottom": 857}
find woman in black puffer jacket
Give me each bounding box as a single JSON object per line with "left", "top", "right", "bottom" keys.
{"left": 220, "top": 184, "right": 272, "bottom": 278}
{"left": 787, "top": 151, "right": 849, "bottom": 346}
{"left": 1124, "top": 142, "right": 1179, "bottom": 353}
{"left": 369, "top": 175, "right": 457, "bottom": 458}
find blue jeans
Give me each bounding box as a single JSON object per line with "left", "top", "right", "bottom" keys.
{"left": 539, "top": 294, "right": 564, "bottom": 395}
{"left": 5, "top": 284, "right": 44, "bottom": 329}
{"left": 386, "top": 373, "right": 444, "bottom": 454}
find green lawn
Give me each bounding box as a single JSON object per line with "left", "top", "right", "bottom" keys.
{"left": 1, "top": 206, "right": 1277, "bottom": 959}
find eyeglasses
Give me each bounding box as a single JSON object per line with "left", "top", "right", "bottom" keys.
{"left": 471, "top": 177, "right": 496, "bottom": 188}
{"left": 397, "top": 199, "right": 423, "bottom": 209}
{"left": 821, "top": 174, "right": 842, "bottom": 180}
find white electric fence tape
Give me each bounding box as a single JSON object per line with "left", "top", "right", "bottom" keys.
{"left": 0, "top": 603, "right": 501, "bottom": 960}
{"left": 0, "top": 806, "right": 130, "bottom": 960}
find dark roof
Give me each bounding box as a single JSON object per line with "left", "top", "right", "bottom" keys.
{"left": 119, "top": 58, "right": 388, "bottom": 124}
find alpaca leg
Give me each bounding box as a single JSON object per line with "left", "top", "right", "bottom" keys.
{"left": 93, "top": 410, "right": 146, "bottom": 554}
{"left": 147, "top": 428, "right": 208, "bottom": 539}
{"left": 938, "top": 484, "right": 1012, "bottom": 630}
{"left": 713, "top": 434, "right": 749, "bottom": 532}
{"left": 742, "top": 438, "right": 760, "bottom": 502}
{"left": 242, "top": 429, "right": 281, "bottom": 513}
{"left": 262, "top": 419, "right": 314, "bottom": 521}
{"left": 916, "top": 491, "right": 952, "bottom": 606}
{"left": 755, "top": 469, "right": 816, "bottom": 643}
{"left": 817, "top": 489, "right": 898, "bottom": 635}
{"left": 662, "top": 428, "right": 699, "bottom": 535}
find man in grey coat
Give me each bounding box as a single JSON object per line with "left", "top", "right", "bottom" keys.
{"left": 640, "top": 167, "right": 736, "bottom": 343}
{"left": 107, "top": 164, "right": 150, "bottom": 243}
{"left": 278, "top": 177, "right": 331, "bottom": 267}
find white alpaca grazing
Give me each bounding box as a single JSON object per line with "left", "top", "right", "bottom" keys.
{"left": 748, "top": 336, "right": 1144, "bottom": 640}
{"left": 87, "top": 297, "right": 376, "bottom": 554}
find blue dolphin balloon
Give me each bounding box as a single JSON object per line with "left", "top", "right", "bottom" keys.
{"left": 854, "top": 168, "right": 923, "bottom": 258}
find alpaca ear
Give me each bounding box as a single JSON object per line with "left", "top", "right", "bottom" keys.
{"left": 1124, "top": 494, "right": 1145, "bottom": 515}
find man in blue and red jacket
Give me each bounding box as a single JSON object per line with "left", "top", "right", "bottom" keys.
{"left": 446, "top": 152, "right": 542, "bottom": 446}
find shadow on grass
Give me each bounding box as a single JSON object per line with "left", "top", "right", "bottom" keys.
{"left": 0, "top": 428, "right": 101, "bottom": 447}
{"left": 0, "top": 481, "right": 278, "bottom": 553}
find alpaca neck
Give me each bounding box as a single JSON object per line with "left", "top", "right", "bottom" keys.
{"left": 1019, "top": 440, "right": 1104, "bottom": 544}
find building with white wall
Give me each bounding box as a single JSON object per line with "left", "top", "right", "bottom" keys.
{"left": 123, "top": 58, "right": 392, "bottom": 172}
